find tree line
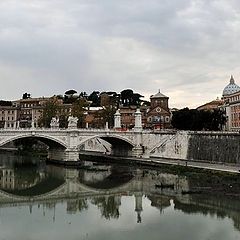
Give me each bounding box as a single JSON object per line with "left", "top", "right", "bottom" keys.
{"left": 38, "top": 88, "right": 147, "bottom": 128}
{"left": 54, "top": 89, "right": 147, "bottom": 107}
{"left": 171, "top": 108, "right": 226, "bottom": 131}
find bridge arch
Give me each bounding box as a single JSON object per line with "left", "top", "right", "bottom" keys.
{"left": 0, "top": 180, "right": 66, "bottom": 200}
{"left": 77, "top": 134, "right": 135, "bottom": 156}
{"left": 0, "top": 133, "right": 68, "bottom": 149}
{"left": 77, "top": 178, "right": 135, "bottom": 193}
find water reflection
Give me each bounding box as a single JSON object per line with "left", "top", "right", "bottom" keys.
{"left": 0, "top": 152, "right": 239, "bottom": 240}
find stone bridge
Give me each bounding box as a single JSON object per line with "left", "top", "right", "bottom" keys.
{"left": 0, "top": 127, "right": 183, "bottom": 162}
{"left": 1, "top": 108, "right": 239, "bottom": 164}
{"left": 0, "top": 109, "right": 186, "bottom": 163}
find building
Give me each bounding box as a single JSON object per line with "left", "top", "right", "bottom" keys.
{"left": 222, "top": 75, "right": 240, "bottom": 131}
{"left": 0, "top": 106, "right": 18, "bottom": 128}
{"left": 197, "top": 98, "right": 223, "bottom": 111}
{"left": 146, "top": 90, "right": 171, "bottom": 129}
{"left": 13, "top": 97, "right": 51, "bottom": 128}
{"left": 0, "top": 89, "right": 171, "bottom": 130}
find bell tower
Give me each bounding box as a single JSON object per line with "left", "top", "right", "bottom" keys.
{"left": 150, "top": 90, "right": 169, "bottom": 111}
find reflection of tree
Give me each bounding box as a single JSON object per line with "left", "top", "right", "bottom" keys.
{"left": 174, "top": 195, "right": 240, "bottom": 231}
{"left": 78, "top": 198, "right": 88, "bottom": 211}
{"left": 67, "top": 199, "right": 89, "bottom": 214}
{"left": 91, "top": 196, "right": 120, "bottom": 220}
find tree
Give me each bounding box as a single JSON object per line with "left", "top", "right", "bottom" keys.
{"left": 132, "top": 93, "right": 144, "bottom": 106}
{"left": 71, "top": 98, "right": 88, "bottom": 128}
{"left": 99, "top": 106, "right": 116, "bottom": 128}
{"left": 65, "top": 89, "right": 77, "bottom": 95}
{"left": 38, "top": 98, "right": 60, "bottom": 127}
{"left": 172, "top": 108, "right": 203, "bottom": 130}
{"left": 171, "top": 108, "right": 226, "bottom": 131}
{"left": 22, "top": 93, "right": 31, "bottom": 99}
{"left": 88, "top": 91, "right": 100, "bottom": 107}
{"left": 64, "top": 89, "right": 78, "bottom": 104}
{"left": 58, "top": 113, "right": 68, "bottom": 128}
{"left": 141, "top": 100, "right": 151, "bottom": 106}
{"left": 0, "top": 100, "right": 12, "bottom": 106}
{"left": 120, "top": 89, "right": 144, "bottom": 106}
{"left": 100, "top": 91, "right": 120, "bottom": 108}
{"left": 79, "top": 91, "right": 88, "bottom": 99}
{"left": 120, "top": 89, "right": 133, "bottom": 106}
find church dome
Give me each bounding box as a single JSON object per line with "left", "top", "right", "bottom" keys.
{"left": 222, "top": 75, "right": 240, "bottom": 96}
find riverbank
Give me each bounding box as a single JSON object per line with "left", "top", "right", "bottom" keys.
{"left": 80, "top": 152, "right": 240, "bottom": 174}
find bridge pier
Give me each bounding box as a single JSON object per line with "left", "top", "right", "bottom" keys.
{"left": 47, "top": 148, "right": 80, "bottom": 164}
{"left": 132, "top": 146, "right": 143, "bottom": 157}
{"left": 64, "top": 148, "right": 80, "bottom": 162}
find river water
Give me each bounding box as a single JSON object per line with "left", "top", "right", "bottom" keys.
{"left": 0, "top": 152, "right": 239, "bottom": 240}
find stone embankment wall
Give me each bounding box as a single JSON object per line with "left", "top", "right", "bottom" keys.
{"left": 146, "top": 131, "right": 189, "bottom": 160}
{"left": 187, "top": 132, "right": 240, "bottom": 164}
{"left": 148, "top": 131, "right": 240, "bottom": 165}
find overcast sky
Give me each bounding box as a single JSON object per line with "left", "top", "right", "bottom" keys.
{"left": 0, "top": 0, "right": 240, "bottom": 108}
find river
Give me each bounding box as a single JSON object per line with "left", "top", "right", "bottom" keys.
{"left": 0, "top": 152, "right": 239, "bottom": 240}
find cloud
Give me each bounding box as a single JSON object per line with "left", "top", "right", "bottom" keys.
{"left": 0, "top": 0, "right": 240, "bottom": 108}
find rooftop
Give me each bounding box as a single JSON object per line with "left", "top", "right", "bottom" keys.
{"left": 150, "top": 90, "right": 168, "bottom": 99}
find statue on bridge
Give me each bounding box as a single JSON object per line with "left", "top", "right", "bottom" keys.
{"left": 50, "top": 117, "right": 59, "bottom": 129}
{"left": 68, "top": 116, "right": 78, "bottom": 129}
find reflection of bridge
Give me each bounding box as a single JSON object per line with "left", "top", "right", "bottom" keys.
{"left": 0, "top": 167, "right": 239, "bottom": 229}
{"left": 0, "top": 167, "right": 190, "bottom": 223}
{"left": 0, "top": 168, "right": 189, "bottom": 203}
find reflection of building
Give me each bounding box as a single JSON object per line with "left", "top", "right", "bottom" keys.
{"left": 146, "top": 90, "right": 171, "bottom": 129}
{"left": 0, "top": 167, "right": 45, "bottom": 190}
{"left": 148, "top": 195, "right": 171, "bottom": 213}
{"left": 134, "top": 193, "right": 143, "bottom": 223}
{"left": 0, "top": 169, "right": 15, "bottom": 189}
{"left": 222, "top": 76, "right": 240, "bottom": 131}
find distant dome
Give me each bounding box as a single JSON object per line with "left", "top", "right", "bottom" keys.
{"left": 222, "top": 75, "right": 240, "bottom": 96}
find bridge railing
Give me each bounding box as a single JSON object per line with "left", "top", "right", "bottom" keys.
{"left": 0, "top": 127, "right": 135, "bottom": 132}
{"left": 0, "top": 127, "right": 179, "bottom": 135}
